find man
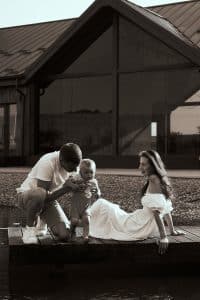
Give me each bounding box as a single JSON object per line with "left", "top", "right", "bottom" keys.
{"left": 16, "top": 143, "right": 82, "bottom": 243}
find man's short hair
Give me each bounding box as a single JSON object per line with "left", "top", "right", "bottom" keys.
{"left": 60, "top": 143, "right": 82, "bottom": 165}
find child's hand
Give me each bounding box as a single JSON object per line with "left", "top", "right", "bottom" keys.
{"left": 63, "top": 180, "right": 80, "bottom": 192}
{"left": 91, "top": 187, "right": 98, "bottom": 195}
{"left": 76, "top": 183, "right": 87, "bottom": 192}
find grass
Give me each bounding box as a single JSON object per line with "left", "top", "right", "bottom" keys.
{"left": 0, "top": 172, "right": 200, "bottom": 225}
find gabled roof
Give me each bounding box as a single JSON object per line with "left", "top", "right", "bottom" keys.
{"left": 0, "top": 19, "right": 75, "bottom": 80}
{"left": 0, "top": 0, "right": 200, "bottom": 84}
{"left": 150, "top": 0, "right": 200, "bottom": 48}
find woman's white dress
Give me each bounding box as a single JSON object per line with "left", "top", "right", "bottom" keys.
{"left": 89, "top": 194, "right": 173, "bottom": 241}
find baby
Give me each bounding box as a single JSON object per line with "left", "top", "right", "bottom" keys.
{"left": 68, "top": 158, "right": 101, "bottom": 241}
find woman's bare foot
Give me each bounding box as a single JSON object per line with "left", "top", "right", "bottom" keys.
{"left": 171, "top": 229, "right": 185, "bottom": 236}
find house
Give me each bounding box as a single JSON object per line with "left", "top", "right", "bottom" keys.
{"left": 0, "top": 0, "right": 200, "bottom": 168}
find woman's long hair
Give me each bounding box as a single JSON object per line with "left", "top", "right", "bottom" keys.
{"left": 139, "top": 150, "right": 174, "bottom": 199}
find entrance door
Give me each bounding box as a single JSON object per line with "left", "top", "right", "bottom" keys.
{"left": 0, "top": 104, "right": 17, "bottom": 161}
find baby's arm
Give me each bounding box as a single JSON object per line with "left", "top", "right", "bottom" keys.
{"left": 63, "top": 178, "right": 79, "bottom": 191}
{"left": 95, "top": 181, "right": 101, "bottom": 198}
{"left": 90, "top": 179, "right": 101, "bottom": 200}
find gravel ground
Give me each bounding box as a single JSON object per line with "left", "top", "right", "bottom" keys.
{"left": 0, "top": 172, "right": 200, "bottom": 225}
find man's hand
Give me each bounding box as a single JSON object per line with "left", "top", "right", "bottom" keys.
{"left": 64, "top": 178, "right": 88, "bottom": 192}
{"left": 63, "top": 179, "right": 79, "bottom": 191}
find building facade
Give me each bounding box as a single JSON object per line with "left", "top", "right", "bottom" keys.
{"left": 0, "top": 0, "right": 200, "bottom": 168}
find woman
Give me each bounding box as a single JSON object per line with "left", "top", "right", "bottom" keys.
{"left": 89, "top": 150, "right": 183, "bottom": 254}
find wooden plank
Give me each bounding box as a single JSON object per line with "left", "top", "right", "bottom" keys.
{"left": 176, "top": 226, "right": 200, "bottom": 242}
{"left": 9, "top": 226, "right": 200, "bottom": 246}
{"left": 165, "top": 235, "right": 179, "bottom": 243}
{"left": 88, "top": 238, "right": 104, "bottom": 244}
{"left": 8, "top": 227, "right": 23, "bottom": 245}
{"left": 180, "top": 226, "right": 200, "bottom": 238}
{"left": 169, "top": 234, "right": 194, "bottom": 243}
{"left": 138, "top": 237, "right": 159, "bottom": 244}
{"left": 97, "top": 238, "right": 120, "bottom": 244}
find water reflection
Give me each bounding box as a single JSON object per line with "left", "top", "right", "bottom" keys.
{"left": 5, "top": 276, "right": 200, "bottom": 300}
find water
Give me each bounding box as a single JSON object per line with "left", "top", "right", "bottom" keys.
{"left": 0, "top": 206, "right": 200, "bottom": 300}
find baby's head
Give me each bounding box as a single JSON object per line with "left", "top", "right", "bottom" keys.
{"left": 80, "top": 159, "right": 96, "bottom": 181}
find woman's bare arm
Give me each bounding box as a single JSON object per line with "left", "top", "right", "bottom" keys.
{"left": 153, "top": 210, "right": 169, "bottom": 254}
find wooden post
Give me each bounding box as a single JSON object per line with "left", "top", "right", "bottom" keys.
{"left": 112, "top": 13, "right": 119, "bottom": 156}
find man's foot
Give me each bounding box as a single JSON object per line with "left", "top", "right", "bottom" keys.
{"left": 36, "top": 216, "right": 48, "bottom": 236}
{"left": 22, "top": 226, "right": 38, "bottom": 244}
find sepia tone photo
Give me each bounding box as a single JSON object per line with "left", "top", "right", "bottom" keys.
{"left": 0, "top": 0, "right": 200, "bottom": 299}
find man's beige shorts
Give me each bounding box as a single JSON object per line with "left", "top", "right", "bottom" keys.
{"left": 17, "top": 189, "right": 70, "bottom": 229}
{"left": 41, "top": 200, "right": 70, "bottom": 229}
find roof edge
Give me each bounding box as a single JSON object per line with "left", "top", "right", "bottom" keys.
{"left": 147, "top": 0, "right": 197, "bottom": 9}
{"left": 23, "top": 0, "right": 200, "bottom": 83}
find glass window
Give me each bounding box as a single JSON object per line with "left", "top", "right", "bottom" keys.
{"left": 64, "top": 26, "right": 112, "bottom": 74}
{"left": 119, "top": 16, "right": 200, "bottom": 166}
{"left": 40, "top": 77, "right": 112, "bottom": 155}
{"left": 119, "top": 17, "right": 189, "bottom": 72}
{"left": 119, "top": 73, "right": 166, "bottom": 155}
{"left": 186, "top": 90, "right": 200, "bottom": 103}
{"left": 9, "top": 104, "right": 17, "bottom": 153}
{"left": 0, "top": 106, "right": 3, "bottom": 153}
{"left": 168, "top": 104, "right": 200, "bottom": 156}
{"left": 0, "top": 103, "right": 17, "bottom": 156}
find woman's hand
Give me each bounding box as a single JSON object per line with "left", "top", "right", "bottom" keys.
{"left": 157, "top": 237, "right": 169, "bottom": 255}
{"left": 171, "top": 229, "right": 185, "bottom": 236}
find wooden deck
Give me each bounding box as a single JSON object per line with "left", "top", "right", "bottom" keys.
{"left": 7, "top": 225, "right": 200, "bottom": 277}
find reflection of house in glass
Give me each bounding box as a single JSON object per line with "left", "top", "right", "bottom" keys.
{"left": 169, "top": 91, "right": 200, "bottom": 157}
{"left": 0, "top": 0, "right": 200, "bottom": 168}
{"left": 40, "top": 110, "right": 112, "bottom": 154}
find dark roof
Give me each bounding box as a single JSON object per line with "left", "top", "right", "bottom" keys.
{"left": 150, "top": 0, "right": 200, "bottom": 47}
{"left": 0, "top": 0, "right": 200, "bottom": 83}
{"left": 0, "top": 19, "right": 75, "bottom": 79}
{"left": 126, "top": 0, "right": 195, "bottom": 47}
